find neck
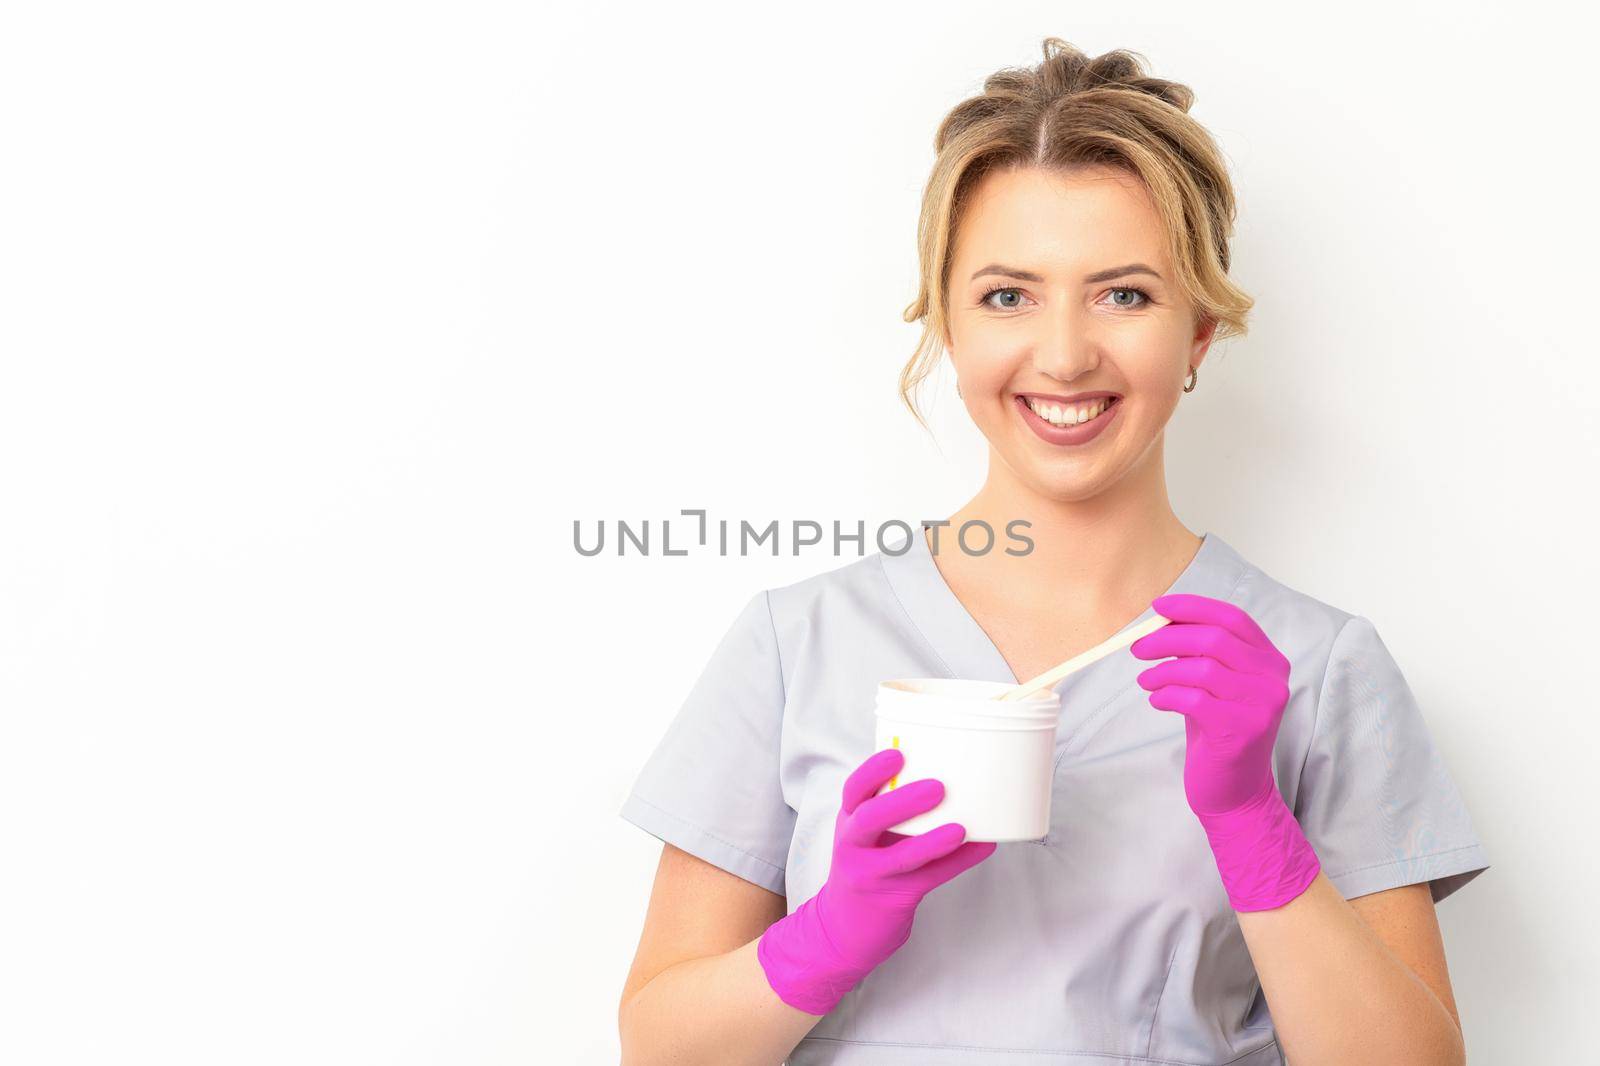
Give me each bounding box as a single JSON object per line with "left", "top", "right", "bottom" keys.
{"left": 932, "top": 431, "right": 1200, "bottom": 617}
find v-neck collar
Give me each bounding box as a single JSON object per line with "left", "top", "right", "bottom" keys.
{"left": 877, "top": 522, "right": 1249, "bottom": 710}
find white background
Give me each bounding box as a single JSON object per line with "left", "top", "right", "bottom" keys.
{"left": 2, "top": 2, "right": 1595, "bottom": 1062}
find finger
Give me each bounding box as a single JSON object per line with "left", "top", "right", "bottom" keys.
{"left": 1145, "top": 682, "right": 1211, "bottom": 718}
{"left": 1140, "top": 657, "right": 1290, "bottom": 710}
{"left": 1136, "top": 656, "right": 1256, "bottom": 702}
{"left": 891, "top": 839, "right": 998, "bottom": 889}
{"left": 1149, "top": 593, "right": 1277, "bottom": 654}
{"left": 844, "top": 778, "right": 946, "bottom": 846}
{"left": 1129, "top": 621, "right": 1279, "bottom": 676}
{"left": 840, "top": 748, "right": 904, "bottom": 815}
{"left": 874, "top": 821, "right": 970, "bottom": 875}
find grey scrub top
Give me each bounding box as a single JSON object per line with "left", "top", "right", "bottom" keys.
{"left": 619, "top": 527, "right": 1490, "bottom": 1066}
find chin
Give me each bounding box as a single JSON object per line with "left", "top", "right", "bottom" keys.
{"left": 1030, "top": 477, "right": 1116, "bottom": 505}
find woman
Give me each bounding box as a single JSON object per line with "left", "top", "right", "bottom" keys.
{"left": 616, "top": 39, "right": 1489, "bottom": 1066}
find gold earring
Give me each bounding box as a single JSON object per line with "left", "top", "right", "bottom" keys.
{"left": 1183, "top": 367, "right": 1198, "bottom": 393}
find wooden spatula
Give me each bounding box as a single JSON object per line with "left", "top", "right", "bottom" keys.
{"left": 994, "top": 613, "right": 1172, "bottom": 702}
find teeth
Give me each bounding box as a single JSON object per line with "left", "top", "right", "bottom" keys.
{"left": 1026, "top": 396, "right": 1113, "bottom": 426}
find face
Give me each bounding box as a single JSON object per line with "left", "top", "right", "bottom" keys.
{"left": 945, "top": 164, "right": 1217, "bottom": 502}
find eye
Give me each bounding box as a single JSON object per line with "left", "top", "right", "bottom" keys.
{"left": 978, "top": 284, "right": 1027, "bottom": 310}
{"left": 1106, "top": 286, "right": 1152, "bottom": 309}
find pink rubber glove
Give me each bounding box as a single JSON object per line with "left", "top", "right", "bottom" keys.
{"left": 1130, "top": 593, "right": 1321, "bottom": 912}
{"left": 756, "top": 747, "right": 997, "bottom": 1015}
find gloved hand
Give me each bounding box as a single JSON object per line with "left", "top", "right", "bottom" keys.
{"left": 1131, "top": 593, "right": 1321, "bottom": 912}
{"left": 757, "top": 746, "right": 997, "bottom": 1015}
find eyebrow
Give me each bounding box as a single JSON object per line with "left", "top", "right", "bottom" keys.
{"left": 969, "top": 262, "right": 1164, "bottom": 284}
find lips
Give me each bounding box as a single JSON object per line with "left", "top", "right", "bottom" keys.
{"left": 1015, "top": 393, "right": 1122, "bottom": 446}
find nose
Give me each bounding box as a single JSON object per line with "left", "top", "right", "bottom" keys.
{"left": 1029, "top": 299, "right": 1101, "bottom": 382}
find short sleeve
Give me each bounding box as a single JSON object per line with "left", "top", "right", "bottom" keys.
{"left": 618, "top": 590, "right": 795, "bottom": 897}
{"left": 1294, "top": 615, "right": 1491, "bottom": 904}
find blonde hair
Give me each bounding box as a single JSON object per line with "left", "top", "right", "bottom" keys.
{"left": 899, "top": 38, "right": 1254, "bottom": 429}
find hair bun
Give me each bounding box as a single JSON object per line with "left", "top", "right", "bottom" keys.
{"left": 1033, "top": 38, "right": 1195, "bottom": 113}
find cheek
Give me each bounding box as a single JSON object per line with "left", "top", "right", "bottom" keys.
{"left": 954, "top": 360, "right": 1020, "bottom": 407}
{"left": 954, "top": 338, "right": 1017, "bottom": 379}
{"left": 1116, "top": 352, "right": 1188, "bottom": 407}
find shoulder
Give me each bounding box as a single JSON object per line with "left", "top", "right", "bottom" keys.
{"left": 1207, "top": 534, "right": 1364, "bottom": 679}
{"left": 760, "top": 547, "right": 896, "bottom": 624}
{"left": 712, "top": 550, "right": 885, "bottom": 635}
{"left": 738, "top": 547, "right": 914, "bottom": 683}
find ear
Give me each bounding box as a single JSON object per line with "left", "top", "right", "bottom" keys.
{"left": 1191, "top": 315, "right": 1219, "bottom": 370}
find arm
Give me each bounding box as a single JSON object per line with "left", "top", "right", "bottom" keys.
{"left": 618, "top": 844, "right": 822, "bottom": 1066}
{"left": 619, "top": 749, "right": 995, "bottom": 1063}
{"left": 1131, "top": 597, "right": 1468, "bottom": 1066}
{"left": 1237, "top": 875, "right": 1465, "bottom": 1065}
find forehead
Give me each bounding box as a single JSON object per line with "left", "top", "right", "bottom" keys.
{"left": 951, "top": 165, "right": 1168, "bottom": 272}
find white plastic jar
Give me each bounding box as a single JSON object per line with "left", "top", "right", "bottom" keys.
{"left": 872, "top": 677, "right": 1061, "bottom": 842}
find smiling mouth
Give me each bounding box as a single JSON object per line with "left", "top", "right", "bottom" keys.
{"left": 1018, "top": 394, "right": 1121, "bottom": 428}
